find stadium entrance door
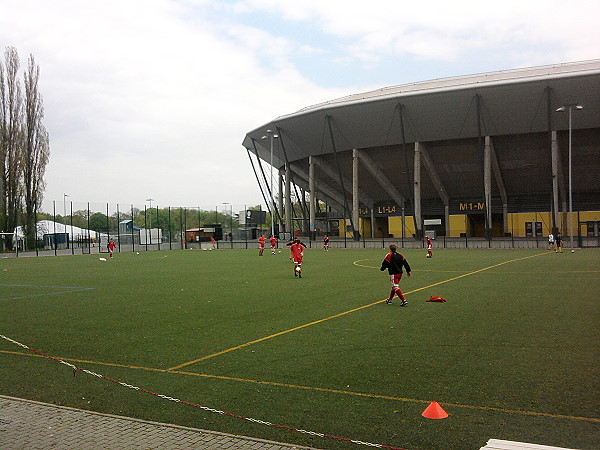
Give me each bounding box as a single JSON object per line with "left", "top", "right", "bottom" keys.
{"left": 467, "top": 213, "right": 504, "bottom": 237}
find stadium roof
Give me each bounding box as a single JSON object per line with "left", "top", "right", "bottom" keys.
{"left": 243, "top": 60, "right": 600, "bottom": 171}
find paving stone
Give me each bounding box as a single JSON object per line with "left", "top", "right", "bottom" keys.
{"left": 0, "top": 395, "right": 318, "bottom": 449}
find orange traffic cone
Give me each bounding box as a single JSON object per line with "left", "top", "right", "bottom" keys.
{"left": 421, "top": 401, "right": 448, "bottom": 419}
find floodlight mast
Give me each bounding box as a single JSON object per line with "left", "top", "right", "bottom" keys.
{"left": 262, "top": 130, "right": 279, "bottom": 238}
{"left": 556, "top": 104, "right": 583, "bottom": 247}
{"left": 63, "top": 193, "right": 69, "bottom": 221}
{"left": 146, "top": 198, "right": 154, "bottom": 244}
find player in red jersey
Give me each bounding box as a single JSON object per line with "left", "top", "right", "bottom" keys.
{"left": 380, "top": 244, "right": 411, "bottom": 305}
{"left": 270, "top": 235, "right": 277, "bottom": 255}
{"left": 425, "top": 235, "right": 433, "bottom": 258}
{"left": 258, "top": 234, "right": 265, "bottom": 256}
{"left": 323, "top": 234, "right": 329, "bottom": 251}
{"left": 289, "top": 238, "right": 305, "bottom": 278}
{"left": 107, "top": 238, "right": 116, "bottom": 259}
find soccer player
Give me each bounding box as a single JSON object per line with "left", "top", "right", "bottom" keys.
{"left": 425, "top": 235, "right": 433, "bottom": 258}
{"left": 290, "top": 238, "right": 305, "bottom": 278}
{"left": 548, "top": 232, "right": 555, "bottom": 250}
{"left": 270, "top": 235, "right": 277, "bottom": 255}
{"left": 554, "top": 232, "right": 563, "bottom": 253}
{"left": 323, "top": 234, "right": 329, "bottom": 251}
{"left": 380, "top": 244, "right": 411, "bottom": 305}
{"left": 211, "top": 236, "right": 216, "bottom": 250}
{"left": 107, "top": 238, "right": 116, "bottom": 259}
{"left": 258, "top": 234, "right": 265, "bottom": 256}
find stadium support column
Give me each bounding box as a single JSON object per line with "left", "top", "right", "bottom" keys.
{"left": 371, "top": 208, "right": 376, "bottom": 238}
{"left": 484, "top": 137, "right": 493, "bottom": 239}
{"left": 551, "top": 131, "right": 560, "bottom": 233}
{"left": 356, "top": 151, "right": 403, "bottom": 232}
{"left": 290, "top": 162, "right": 346, "bottom": 212}
{"left": 476, "top": 95, "right": 492, "bottom": 241}
{"left": 413, "top": 142, "right": 423, "bottom": 240}
{"left": 301, "top": 188, "right": 308, "bottom": 234}
{"left": 285, "top": 162, "right": 292, "bottom": 236}
{"left": 326, "top": 115, "right": 355, "bottom": 240}
{"left": 309, "top": 156, "right": 316, "bottom": 239}
{"left": 352, "top": 149, "right": 360, "bottom": 240}
{"left": 313, "top": 155, "right": 375, "bottom": 216}
{"left": 419, "top": 143, "right": 450, "bottom": 237}
{"left": 487, "top": 136, "right": 508, "bottom": 236}
{"left": 278, "top": 170, "right": 284, "bottom": 233}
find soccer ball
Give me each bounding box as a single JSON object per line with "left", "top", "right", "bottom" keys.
{"left": 571, "top": 250, "right": 575, "bottom": 253}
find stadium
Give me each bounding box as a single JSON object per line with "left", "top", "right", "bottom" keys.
{"left": 2, "top": 61, "right": 599, "bottom": 450}
{"left": 243, "top": 60, "right": 600, "bottom": 246}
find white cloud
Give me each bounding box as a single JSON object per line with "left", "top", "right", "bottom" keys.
{"left": 234, "top": 0, "right": 600, "bottom": 65}
{"left": 1, "top": 0, "right": 348, "bottom": 210}
{"left": 1, "top": 0, "right": 597, "bottom": 212}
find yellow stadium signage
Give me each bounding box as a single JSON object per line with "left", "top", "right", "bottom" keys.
{"left": 459, "top": 202, "right": 485, "bottom": 211}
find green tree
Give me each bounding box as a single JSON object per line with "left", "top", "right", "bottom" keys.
{"left": 89, "top": 212, "right": 108, "bottom": 232}
{"left": 0, "top": 47, "right": 24, "bottom": 251}
{"left": 22, "top": 54, "right": 49, "bottom": 249}
{"left": 0, "top": 47, "right": 48, "bottom": 251}
{"left": 70, "top": 210, "right": 89, "bottom": 229}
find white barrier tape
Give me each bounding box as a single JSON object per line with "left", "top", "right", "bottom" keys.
{"left": 0, "top": 334, "right": 405, "bottom": 450}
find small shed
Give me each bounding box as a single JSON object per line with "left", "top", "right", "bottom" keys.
{"left": 186, "top": 228, "right": 215, "bottom": 243}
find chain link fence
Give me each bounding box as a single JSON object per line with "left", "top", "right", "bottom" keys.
{"left": 3, "top": 200, "right": 599, "bottom": 257}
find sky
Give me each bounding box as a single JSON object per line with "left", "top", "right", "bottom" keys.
{"left": 1, "top": 0, "right": 599, "bottom": 214}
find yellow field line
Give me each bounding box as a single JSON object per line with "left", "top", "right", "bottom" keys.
{"left": 0, "top": 349, "right": 165, "bottom": 372}
{"left": 167, "top": 298, "right": 386, "bottom": 370}
{"left": 354, "top": 258, "right": 598, "bottom": 274}
{"left": 166, "top": 370, "right": 599, "bottom": 424}
{"left": 168, "top": 252, "right": 549, "bottom": 371}
{"left": 2, "top": 348, "right": 597, "bottom": 424}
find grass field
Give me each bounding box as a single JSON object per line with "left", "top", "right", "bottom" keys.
{"left": 1, "top": 247, "right": 599, "bottom": 449}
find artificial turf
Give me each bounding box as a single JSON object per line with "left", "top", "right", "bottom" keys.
{"left": 1, "top": 247, "right": 599, "bottom": 449}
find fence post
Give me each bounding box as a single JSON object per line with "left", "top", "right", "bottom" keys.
{"left": 156, "top": 205, "right": 161, "bottom": 251}
{"left": 70, "top": 201, "right": 74, "bottom": 255}
{"left": 144, "top": 205, "right": 148, "bottom": 251}
{"left": 116, "top": 204, "right": 121, "bottom": 253}
{"left": 131, "top": 204, "right": 135, "bottom": 253}
{"left": 88, "top": 203, "right": 92, "bottom": 254}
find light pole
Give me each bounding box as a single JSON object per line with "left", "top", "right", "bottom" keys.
{"left": 261, "top": 130, "right": 278, "bottom": 238}
{"left": 146, "top": 198, "right": 154, "bottom": 244}
{"left": 223, "top": 202, "right": 232, "bottom": 243}
{"left": 146, "top": 198, "right": 154, "bottom": 229}
{"left": 222, "top": 202, "right": 229, "bottom": 236}
{"left": 556, "top": 104, "right": 583, "bottom": 247}
{"left": 63, "top": 194, "right": 69, "bottom": 236}
{"left": 63, "top": 194, "right": 69, "bottom": 220}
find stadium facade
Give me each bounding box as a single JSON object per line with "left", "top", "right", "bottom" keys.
{"left": 242, "top": 60, "right": 600, "bottom": 244}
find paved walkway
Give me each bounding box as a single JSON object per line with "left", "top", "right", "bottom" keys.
{"left": 0, "top": 395, "right": 317, "bottom": 449}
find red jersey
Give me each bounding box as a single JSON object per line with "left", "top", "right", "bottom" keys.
{"left": 290, "top": 242, "right": 305, "bottom": 261}
{"left": 107, "top": 241, "right": 115, "bottom": 251}
{"left": 381, "top": 252, "right": 411, "bottom": 275}
{"left": 270, "top": 236, "right": 277, "bottom": 247}
{"left": 426, "top": 237, "right": 432, "bottom": 249}
{"left": 258, "top": 236, "right": 265, "bottom": 248}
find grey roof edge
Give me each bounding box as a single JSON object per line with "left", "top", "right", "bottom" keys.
{"left": 291, "top": 59, "right": 600, "bottom": 115}
{"left": 242, "top": 59, "right": 600, "bottom": 150}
